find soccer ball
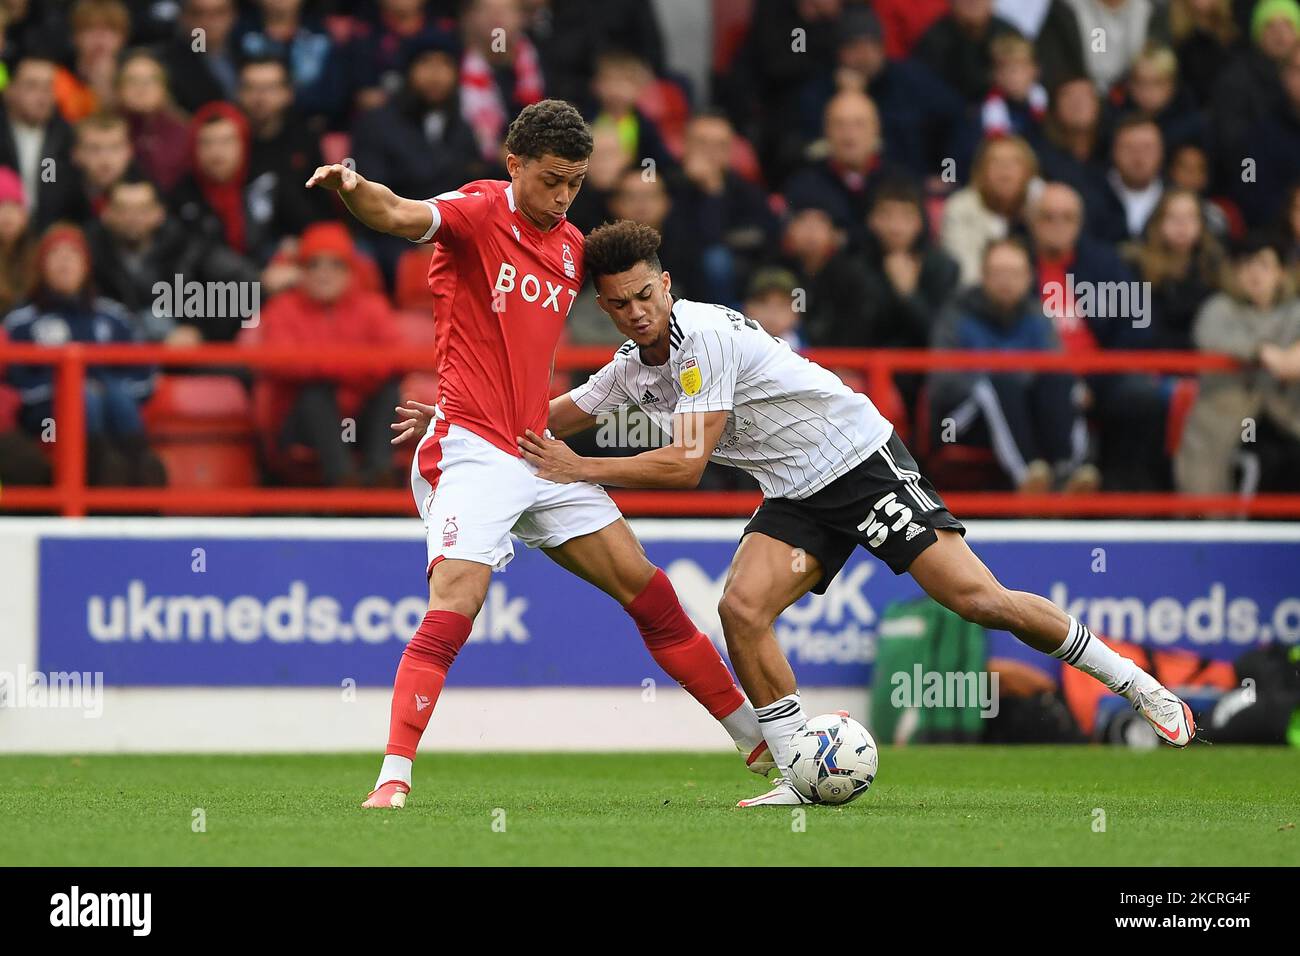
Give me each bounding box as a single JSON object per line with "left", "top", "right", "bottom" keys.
{"left": 786, "top": 713, "right": 878, "bottom": 805}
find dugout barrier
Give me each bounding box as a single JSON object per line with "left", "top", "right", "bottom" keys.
{"left": 0, "top": 517, "right": 1296, "bottom": 752}
{"left": 1, "top": 343, "right": 1298, "bottom": 518}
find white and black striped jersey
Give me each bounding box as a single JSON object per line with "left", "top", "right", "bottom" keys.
{"left": 569, "top": 297, "right": 893, "bottom": 499}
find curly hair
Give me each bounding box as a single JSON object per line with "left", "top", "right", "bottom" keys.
{"left": 504, "top": 99, "right": 593, "bottom": 162}
{"left": 583, "top": 220, "right": 663, "bottom": 279}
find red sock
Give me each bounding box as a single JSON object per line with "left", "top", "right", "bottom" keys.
{"left": 624, "top": 568, "right": 744, "bottom": 719}
{"left": 385, "top": 609, "right": 473, "bottom": 760}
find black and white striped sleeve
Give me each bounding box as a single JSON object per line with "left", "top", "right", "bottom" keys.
{"left": 673, "top": 329, "right": 739, "bottom": 414}
{"left": 569, "top": 357, "right": 631, "bottom": 415}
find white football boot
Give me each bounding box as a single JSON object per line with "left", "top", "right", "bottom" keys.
{"left": 736, "top": 776, "right": 812, "bottom": 807}
{"left": 1129, "top": 684, "right": 1196, "bottom": 748}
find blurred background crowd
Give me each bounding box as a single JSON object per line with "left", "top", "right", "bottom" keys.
{"left": 0, "top": 0, "right": 1298, "bottom": 503}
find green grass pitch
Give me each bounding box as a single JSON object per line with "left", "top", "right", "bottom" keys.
{"left": 1, "top": 747, "right": 1297, "bottom": 866}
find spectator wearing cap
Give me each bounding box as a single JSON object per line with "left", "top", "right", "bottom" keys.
{"left": 783, "top": 90, "right": 910, "bottom": 251}
{"left": 1210, "top": 0, "right": 1299, "bottom": 173}
{"left": 667, "top": 111, "right": 780, "bottom": 308}
{"left": 351, "top": 29, "right": 485, "bottom": 280}
{"left": 913, "top": 0, "right": 1021, "bottom": 103}
{"left": 942, "top": 134, "right": 1041, "bottom": 287}
{"left": 3, "top": 222, "right": 164, "bottom": 487}
{"left": 1235, "top": 42, "right": 1300, "bottom": 227}
{"left": 233, "top": 0, "right": 348, "bottom": 128}
{"left": 52, "top": 0, "right": 131, "bottom": 124}
{"left": 0, "top": 56, "right": 79, "bottom": 231}
{"left": 0, "top": 166, "right": 33, "bottom": 315}
{"left": 797, "top": 7, "right": 966, "bottom": 174}
{"left": 157, "top": 0, "right": 241, "bottom": 114}
{"left": 1176, "top": 234, "right": 1300, "bottom": 494}
{"left": 115, "top": 49, "right": 190, "bottom": 195}
{"left": 87, "top": 177, "right": 262, "bottom": 343}
{"left": 256, "top": 222, "right": 403, "bottom": 488}
{"left": 993, "top": 0, "right": 1088, "bottom": 91}
{"left": 744, "top": 267, "right": 806, "bottom": 350}
{"left": 239, "top": 56, "right": 333, "bottom": 243}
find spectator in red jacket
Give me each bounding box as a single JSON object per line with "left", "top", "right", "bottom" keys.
{"left": 258, "top": 222, "right": 403, "bottom": 487}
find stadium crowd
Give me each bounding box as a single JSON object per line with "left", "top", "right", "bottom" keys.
{"left": 0, "top": 0, "right": 1298, "bottom": 501}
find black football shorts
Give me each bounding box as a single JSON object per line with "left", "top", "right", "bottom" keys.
{"left": 742, "top": 430, "right": 965, "bottom": 594}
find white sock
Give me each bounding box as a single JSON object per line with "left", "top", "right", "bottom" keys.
{"left": 375, "top": 754, "right": 413, "bottom": 790}
{"left": 1052, "top": 617, "right": 1156, "bottom": 698}
{"left": 719, "top": 702, "right": 765, "bottom": 754}
{"left": 753, "top": 692, "right": 808, "bottom": 769}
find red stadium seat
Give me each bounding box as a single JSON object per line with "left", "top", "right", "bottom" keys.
{"left": 911, "top": 384, "right": 1005, "bottom": 491}
{"left": 143, "top": 374, "right": 253, "bottom": 437}
{"left": 142, "top": 375, "right": 259, "bottom": 511}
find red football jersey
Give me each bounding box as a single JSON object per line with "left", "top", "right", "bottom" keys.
{"left": 421, "top": 179, "right": 583, "bottom": 456}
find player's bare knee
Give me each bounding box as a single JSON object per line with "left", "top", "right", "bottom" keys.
{"left": 428, "top": 562, "right": 490, "bottom": 619}
{"left": 717, "top": 588, "right": 771, "bottom": 642}
{"left": 951, "top": 584, "right": 1016, "bottom": 631}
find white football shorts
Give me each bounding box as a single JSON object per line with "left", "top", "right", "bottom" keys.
{"left": 409, "top": 410, "right": 622, "bottom": 576}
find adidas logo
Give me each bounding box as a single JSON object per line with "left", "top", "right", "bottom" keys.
{"left": 905, "top": 522, "right": 925, "bottom": 541}
{"left": 641, "top": 390, "right": 660, "bottom": 404}
{"left": 414, "top": 694, "right": 432, "bottom": 712}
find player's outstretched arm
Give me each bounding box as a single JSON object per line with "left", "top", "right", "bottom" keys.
{"left": 518, "top": 411, "right": 728, "bottom": 488}
{"left": 547, "top": 395, "right": 599, "bottom": 439}
{"left": 305, "top": 164, "right": 433, "bottom": 241}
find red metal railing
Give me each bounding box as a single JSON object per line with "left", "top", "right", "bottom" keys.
{"left": 1, "top": 342, "right": 1297, "bottom": 518}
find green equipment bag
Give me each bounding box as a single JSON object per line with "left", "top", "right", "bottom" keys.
{"left": 870, "top": 596, "right": 988, "bottom": 744}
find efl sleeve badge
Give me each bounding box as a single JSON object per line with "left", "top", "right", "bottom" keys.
{"left": 679, "top": 357, "right": 702, "bottom": 396}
